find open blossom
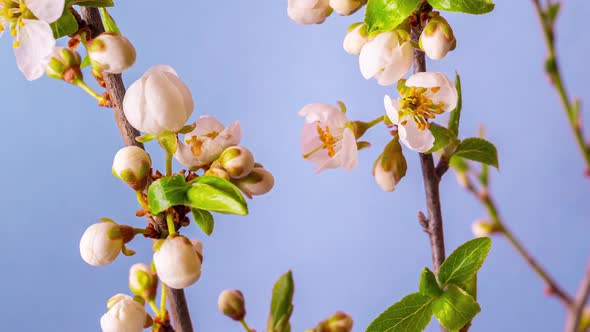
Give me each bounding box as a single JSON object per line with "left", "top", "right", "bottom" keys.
{"left": 359, "top": 31, "right": 413, "bottom": 86}
{"left": 123, "top": 65, "right": 194, "bottom": 135}
{"left": 0, "top": 0, "right": 65, "bottom": 80}
{"left": 343, "top": 23, "right": 368, "bottom": 55}
{"left": 175, "top": 116, "right": 241, "bottom": 170}
{"left": 299, "top": 102, "right": 358, "bottom": 172}
{"left": 288, "top": 0, "right": 332, "bottom": 25}
{"left": 330, "top": 0, "right": 366, "bottom": 16}
{"left": 153, "top": 235, "right": 203, "bottom": 289}
{"left": 100, "top": 294, "right": 147, "bottom": 332}
{"left": 420, "top": 16, "right": 456, "bottom": 60}
{"left": 384, "top": 72, "right": 458, "bottom": 152}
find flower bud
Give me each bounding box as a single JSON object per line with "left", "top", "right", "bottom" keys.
{"left": 123, "top": 65, "right": 194, "bottom": 135}
{"left": 80, "top": 222, "right": 134, "bottom": 266}
{"left": 129, "top": 263, "right": 158, "bottom": 301}
{"left": 46, "top": 47, "right": 82, "bottom": 83}
{"left": 471, "top": 220, "right": 498, "bottom": 238}
{"left": 218, "top": 289, "right": 246, "bottom": 321}
{"left": 373, "top": 139, "right": 407, "bottom": 192}
{"left": 205, "top": 166, "right": 231, "bottom": 181}
{"left": 100, "top": 294, "right": 148, "bottom": 332}
{"left": 88, "top": 33, "right": 137, "bottom": 74}
{"left": 419, "top": 16, "right": 456, "bottom": 60}
{"left": 343, "top": 23, "right": 368, "bottom": 55}
{"left": 112, "top": 146, "right": 152, "bottom": 191}
{"left": 330, "top": 0, "right": 366, "bottom": 16}
{"left": 314, "top": 311, "right": 353, "bottom": 332}
{"left": 153, "top": 235, "right": 202, "bottom": 289}
{"left": 232, "top": 166, "right": 274, "bottom": 198}
{"left": 218, "top": 146, "right": 255, "bottom": 179}
{"left": 288, "top": 0, "right": 332, "bottom": 25}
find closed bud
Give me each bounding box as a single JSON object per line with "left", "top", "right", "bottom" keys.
{"left": 419, "top": 16, "right": 456, "bottom": 60}
{"left": 218, "top": 146, "right": 255, "bottom": 179}
{"left": 288, "top": 0, "right": 332, "bottom": 25}
{"left": 205, "top": 166, "right": 231, "bottom": 181}
{"left": 373, "top": 139, "right": 407, "bottom": 192}
{"left": 46, "top": 47, "right": 82, "bottom": 83}
{"left": 129, "top": 263, "right": 158, "bottom": 301}
{"left": 112, "top": 146, "right": 152, "bottom": 191}
{"left": 123, "top": 65, "right": 194, "bottom": 135}
{"left": 313, "top": 311, "right": 353, "bottom": 332}
{"left": 232, "top": 166, "right": 274, "bottom": 198}
{"left": 343, "top": 23, "right": 368, "bottom": 55}
{"left": 100, "top": 294, "right": 148, "bottom": 332}
{"left": 471, "top": 220, "right": 499, "bottom": 238}
{"left": 88, "top": 33, "right": 137, "bottom": 74}
{"left": 330, "top": 0, "right": 367, "bottom": 16}
{"left": 218, "top": 289, "right": 246, "bottom": 321}
{"left": 80, "top": 222, "right": 134, "bottom": 266}
{"left": 153, "top": 235, "right": 202, "bottom": 289}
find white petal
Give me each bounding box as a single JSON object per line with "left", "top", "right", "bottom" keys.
{"left": 339, "top": 128, "right": 358, "bottom": 171}
{"left": 26, "top": 0, "right": 65, "bottom": 23}
{"left": 14, "top": 20, "right": 56, "bottom": 81}
{"left": 189, "top": 115, "right": 225, "bottom": 138}
{"left": 289, "top": 0, "right": 322, "bottom": 9}
{"left": 359, "top": 32, "right": 397, "bottom": 80}
{"left": 374, "top": 41, "right": 413, "bottom": 86}
{"left": 384, "top": 95, "right": 400, "bottom": 124}
{"left": 144, "top": 64, "right": 178, "bottom": 77}
{"left": 406, "top": 72, "right": 457, "bottom": 112}
{"left": 298, "top": 102, "right": 347, "bottom": 127}
{"left": 398, "top": 119, "right": 435, "bottom": 153}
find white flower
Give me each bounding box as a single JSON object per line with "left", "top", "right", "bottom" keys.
{"left": 123, "top": 65, "right": 194, "bottom": 136}
{"left": 80, "top": 222, "right": 130, "bottom": 266}
{"left": 0, "top": 0, "right": 65, "bottom": 80}
{"left": 419, "top": 16, "right": 456, "bottom": 60}
{"left": 330, "top": 0, "right": 366, "bottom": 16}
{"left": 288, "top": 0, "right": 332, "bottom": 25}
{"left": 153, "top": 235, "right": 203, "bottom": 289}
{"left": 343, "top": 23, "right": 368, "bottom": 55}
{"left": 218, "top": 146, "right": 255, "bottom": 179}
{"left": 112, "top": 146, "right": 152, "bottom": 190}
{"left": 384, "top": 72, "right": 458, "bottom": 152}
{"left": 88, "top": 33, "right": 137, "bottom": 74}
{"left": 232, "top": 165, "right": 275, "bottom": 198}
{"left": 299, "top": 102, "right": 358, "bottom": 172}
{"left": 100, "top": 294, "right": 147, "bottom": 332}
{"left": 359, "top": 31, "right": 413, "bottom": 86}
{"left": 175, "top": 116, "right": 241, "bottom": 170}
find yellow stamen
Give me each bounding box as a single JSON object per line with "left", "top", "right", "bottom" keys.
{"left": 316, "top": 125, "right": 337, "bottom": 158}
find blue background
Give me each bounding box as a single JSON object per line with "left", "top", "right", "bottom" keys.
{"left": 0, "top": 1, "right": 588, "bottom": 331}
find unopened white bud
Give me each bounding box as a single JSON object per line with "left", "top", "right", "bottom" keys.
{"left": 330, "top": 0, "right": 366, "bottom": 16}
{"left": 343, "top": 23, "right": 368, "bottom": 55}
{"left": 232, "top": 166, "right": 274, "bottom": 198}
{"left": 112, "top": 146, "right": 152, "bottom": 191}
{"left": 288, "top": 0, "right": 332, "bottom": 25}
{"left": 218, "top": 289, "right": 246, "bottom": 321}
{"left": 218, "top": 146, "right": 255, "bottom": 179}
{"left": 129, "top": 263, "right": 158, "bottom": 301}
{"left": 153, "top": 235, "right": 202, "bottom": 289}
{"left": 80, "top": 222, "right": 134, "bottom": 266}
{"left": 123, "top": 65, "right": 194, "bottom": 135}
{"left": 373, "top": 140, "right": 407, "bottom": 192}
{"left": 471, "top": 220, "right": 498, "bottom": 238}
{"left": 100, "top": 294, "right": 148, "bottom": 332}
{"left": 419, "top": 16, "right": 456, "bottom": 60}
{"left": 205, "top": 166, "right": 231, "bottom": 181}
{"left": 46, "top": 47, "right": 82, "bottom": 83}
{"left": 88, "top": 33, "right": 137, "bottom": 74}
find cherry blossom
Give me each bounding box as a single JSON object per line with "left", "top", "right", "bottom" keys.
{"left": 359, "top": 31, "right": 413, "bottom": 86}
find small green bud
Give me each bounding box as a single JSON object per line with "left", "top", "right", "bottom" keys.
{"left": 373, "top": 139, "right": 407, "bottom": 192}
{"left": 218, "top": 146, "right": 255, "bottom": 179}
{"left": 218, "top": 289, "right": 246, "bottom": 321}
{"left": 129, "top": 263, "right": 158, "bottom": 301}
{"left": 419, "top": 15, "right": 456, "bottom": 60}
{"left": 313, "top": 311, "right": 353, "bottom": 332}
{"left": 46, "top": 47, "right": 83, "bottom": 83}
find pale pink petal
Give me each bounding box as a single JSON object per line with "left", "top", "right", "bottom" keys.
{"left": 384, "top": 95, "right": 400, "bottom": 125}
{"left": 359, "top": 32, "right": 398, "bottom": 80}
{"left": 14, "top": 19, "right": 55, "bottom": 81}
{"left": 174, "top": 139, "right": 200, "bottom": 170}
{"left": 218, "top": 121, "right": 242, "bottom": 146}
{"left": 26, "top": 0, "right": 65, "bottom": 23}
{"left": 298, "top": 103, "right": 347, "bottom": 127}
{"left": 374, "top": 41, "right": 413, "bottom": 86}
{"left": 398, "top": 119, "right": 435, "bottom": 153}
{"left": 189, "top": 116, "right": 226, "bottom": 137}
{"left": 406, "top": 72, "right": 457, "bottom": 112}
{"left": 301, "top": 122, "right": 330, "bottom": 165}
{"left": 338, "top": 128, "right": 358, "bottom": 171}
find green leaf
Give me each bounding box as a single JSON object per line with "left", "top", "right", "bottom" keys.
{"left": 67, "top": 0, "right": 114, "bottom": 7}
{"left": 80, "top": 55, "right": 91, "bottom": 69}
{"left": 427, "top": 0, "right": 494, "bottom": 14}
{"left": 438, "top": 237, "right": 492, "bottom": 287}
{"left": 447, "top": 73, "right": 462, "bottom": 137}
{"left": 449, "top": 155, "right": 468, "bottom": 173}
{"left": 546, "top": 3, "right": 561, "bottom": 25}
{"left": 419, "top": 268, "right": 441, "bottom": 297}
{"left": 364, "top": 0, "right": 421, "bottom": 33}
{"left": 366, "top": 293, "right": 433, "bottom": 332}
{"left": 452, "top": 138, "right": 499, "bottom": 169}
{"left": 147, "top": 175, "right": 188, "bottom": 215}
{"left": 427, "top": 123, "right": 453, "bottom": 153}
{"left": 186, "top": 176, "right": 248, "bottom": 215}
{"left": 191, "top": 208, "right": 214, "bottom": 236}
{"left": 457, "top": 275, "right": 477, "bottom": 299}
{"left": 50, "top": 10, "right": 79, "bottom": 38}
{"left": 432, "top": 285, "right": 481, "bottom": 332}
{"left": 267, "top": 271, "right": 295, "bottom": 332}
{"left": 100, "top": 8, "right": 120, "bottom": 34}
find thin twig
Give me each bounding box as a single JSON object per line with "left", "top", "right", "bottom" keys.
{"left": 80, "top": 7, "right": 194, "bottom": 332}
{"left": 565, "top": 260, "right": 590, "bottom": 332}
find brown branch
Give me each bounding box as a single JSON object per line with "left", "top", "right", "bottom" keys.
{"left": 565, "top": 260, "right": 590, "bottom": 332}
{"left": 80, "top": 7, "right": 193, "bottom": 332}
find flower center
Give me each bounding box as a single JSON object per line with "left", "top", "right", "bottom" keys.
{"left": 186, "top": 136, "right": 204, "bottom": 157}
{"left": 0, "top": 0, "right": 34, "bottom": 48}
{"left": 398, "top": 86, "right": 445, "bottom": 130}
{"left": 316, "top": 125, "right": 337, "bottom": 158}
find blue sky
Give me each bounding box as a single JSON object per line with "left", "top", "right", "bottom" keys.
{"left": 0, "top": 1, "right": 588, "bottom": 331}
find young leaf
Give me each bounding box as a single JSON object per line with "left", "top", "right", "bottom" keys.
{"left": 447, "top": 73, "right": 462, "bottom": 137}
{"left": 438, "top": 237, "right": 492, "bottom": 287}
{"left": 449, "top": 155, "right": 468, "bottom": 173}
{"left": 366, "top": 293, "right": 433, "bottom": 332}
{"left": 419, "top": 267, "right": 442, "bottom": 297}
{"left": 267, "top": 271, "right": 295, "bottom": 332}
{"left": 147, "top": 175, "right": 188, "bottom": 215}
{"left": 191, "top": 208, "right": 214, "bottom": 236}
{"left": 100, "top": 8, "right": 120, "bottom": 34}
{"left": 432, "top": 285, "right": 481, "bottom": 332}
{"left": 364, "top": 0, "right": 421, "bottom": 33}
{"left": 427, "top": 0, "right": 494, "bottom": 14}
{"left": 67, "top": 0, "right": 115, "bottom": 7}
{"left": 50, "top": 10, "right": 79, "bottom": 38}
{"left": 186, "top": 176, "right": 248, "bottom": 215}
{"left": 427, "top": 123, "right": 453, "bottom": 153}
{"left": 452, "top": 138, "right": 499, "bottom": 169}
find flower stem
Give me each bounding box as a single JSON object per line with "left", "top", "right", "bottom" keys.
{"left": 148, "top": 299, "right": 161, "bottom": 317}
{"left": 240, "top": 319, "right": 253, "bottom": 332}
{"left": 160, "top": 284, "right": 168, "bottom": 319}
{"left": 136, "top": 191, "right": 149, "bottom": 210}
{"left": 166, "top": 152, "right": 173, "bottom": 176}
{"left": 366, "top": 115, "right": 384, "bottom": 128}
{"left": 73, "top": 79, "right": 104, "bottom": 102}
{"left": 166, "top": 213, "right": 176, "bottom": 236}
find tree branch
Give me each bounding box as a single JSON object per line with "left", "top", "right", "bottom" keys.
{"left": 565, "top": 260, "right": 590, "bottom": 332}
{"left": 80, "top": 7, "right": 194, "bottom": 332}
